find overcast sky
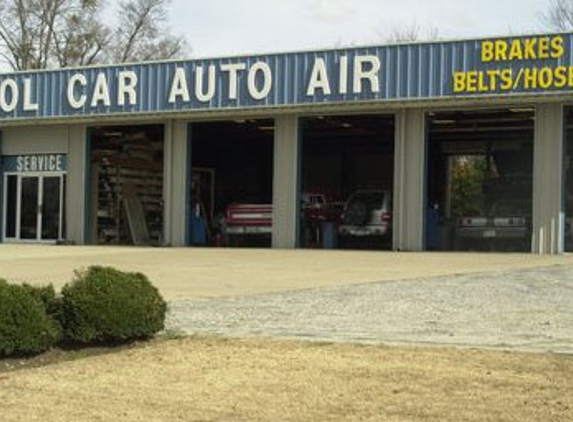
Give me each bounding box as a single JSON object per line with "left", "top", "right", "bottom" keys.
{"left": 168, "top": 0, "right": 551, "bottom": 58}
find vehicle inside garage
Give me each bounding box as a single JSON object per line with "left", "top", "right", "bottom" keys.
{"left": 426, "top": 108, "right": 534, "bottom": 252}
{"left": 89, "top": 125, "right": 164, "bottom": 245}
{"left": 299, "top": 114, "right": 395, "bottom": 250}
{"left": 190, "top": 120, "right": 274, "bottom": 247}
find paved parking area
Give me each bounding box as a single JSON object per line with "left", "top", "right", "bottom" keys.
{"left": 2, "top": 245, "right": 573, "bottom": 353}
{"left": 1, "top": 244, "right": 572, "bottom": 299}
{"left": 168, "top": 264, "right": 573, "bottom": 354}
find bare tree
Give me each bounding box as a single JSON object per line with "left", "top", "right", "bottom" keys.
{"left": 380, "top": 23, "right": 440, "bottom": 44}
{"left": 106, "top": 0, "right": 186, "bottom": 63}
{"left": 0, "top": 0, "right": 188, "bottom": 71}
{"left": 540, "top": 0, "right": 573, "bottom": 30}
{"left": 51, "top": 0, "right": 110, "bottom": 68}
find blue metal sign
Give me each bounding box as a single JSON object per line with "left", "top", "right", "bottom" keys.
{"left": 0, "top": 32, "right": 572, "bottom": 121}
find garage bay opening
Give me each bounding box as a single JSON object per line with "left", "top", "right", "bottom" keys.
{"left": 299, "top": 115, "right": 395, "bottom": 250}
{"left": 89, "top": 125, "right": 164, "bottom": 245}
{"left": 426, "top": 108, "right": 534, "bottom": 252}
{"left": 190, "top": 120, "right": 274, "bottom": 247}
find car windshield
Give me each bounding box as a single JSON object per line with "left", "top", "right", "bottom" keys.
{"left": 348, "top": 192, "right": 384, "bottom": 212}
{"left": 489, "top": 200, "right": 530, "bottom": 216}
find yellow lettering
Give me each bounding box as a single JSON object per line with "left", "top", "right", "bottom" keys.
{"left": 524, "top": 68, "right": 538, "bottom": 89}
{"left": 481, "top": 36, "right": 565, "bottom": 64}
{"left": 478, "top": 72, "right": 489, "bottom": 92}
{"left": 524, "top": 38, "right": 537, "bottom": 60}
{"left": 538, "top": 67, "right": 553, "bottom": 89}
{"left": 482, "top": 41, "right": 495, "bottom": 62}
{"left": 454, "top": 72, "right": 467, "bottom": 92}
{"left": 551, "top": 36, "right": 565, "bottom": 59}
{"left": 501, "top": 69, "right": 512, "bottom": 90}
{"left": 538, "top": 37, "right": 551, "bottom": 60}
{"left": 554, "top": 66, "right": 567, "bottom": 88}
{"left": 508, "top": 40, "right": 524, "bottom": 61}
{"left": 568, "top": 66, "right": 573, "bottom": 87}
{"left": 487, "top": 70, "right": 500, "bottom": 90}
{"left": 466, "top": 71, "right": 478, "bottom": 92}
{"left": 495, "top": 41, "right": 509, "bottom": 61}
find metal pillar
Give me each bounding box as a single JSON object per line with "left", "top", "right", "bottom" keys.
{"left": 272, "top": 115, "right": 300, "bottom": 249}
{"left": 532, "top": 103, "right": 565, "bottom": 255}
{"left": 164, "top": 120, "right": 190, "bottom": 247}
{"left": 393, "top": 108, "right": 427, "bottom": 251}
{"left": 67, "top": 125, "right": 88, "bottom": 244}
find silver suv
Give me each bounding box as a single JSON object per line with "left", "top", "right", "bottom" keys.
{"left": 338, "top": 190, "right": 392, "bottom": 239}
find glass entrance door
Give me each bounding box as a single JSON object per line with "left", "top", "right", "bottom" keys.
{"left": 41, "top": 176, "right": 63, "bottom": 240}
{"left": 19, "top": 176, "right": 40, "bottom": 240}
{"left": 3, "top": 173, "right": 66, "bottom": 242}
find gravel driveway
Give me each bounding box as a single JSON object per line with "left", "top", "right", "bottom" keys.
{"left": 167, "top": 264, "right": 573, "bottom": 354}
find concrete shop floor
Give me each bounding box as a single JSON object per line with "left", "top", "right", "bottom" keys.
{"left": 0, "top": 245, "right": 572, "bottom": 300}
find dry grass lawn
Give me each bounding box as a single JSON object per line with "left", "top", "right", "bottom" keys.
{"left": 0, "top": 337, "right": 572, "bottom": 421}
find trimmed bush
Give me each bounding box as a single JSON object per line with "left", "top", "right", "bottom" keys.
{"left": 21, "top": 283, "right": 62, "bottom": 320}
{"left": 60, "top": 266, "right": 166, "bottom": 344}
{"left": 0, "top": 280, "right": 61, "bottom": 356}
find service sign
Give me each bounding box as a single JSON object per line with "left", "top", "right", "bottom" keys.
{"left": 1, "top": 154, "right": 67, "bottom": 172}
{"left": 0, "top": 32, "right": 572, "bottom": 120}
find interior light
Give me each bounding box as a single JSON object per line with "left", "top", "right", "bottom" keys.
{"left": 508, "top": 108, "right": 534, "bottom": 113}
{"left": 432, "top": 119, "right": 456, "bottom": 124}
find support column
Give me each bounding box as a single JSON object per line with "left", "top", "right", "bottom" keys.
{"left": 272, "top": 115, "right": 300, "bottom": 249}
{"left": 393, "top": 108, "right": 427, "bottom": 251}
{"left": 532, "top": 104, "right": 564, "bottom": 255}
{"left": 164, "top": 120, "right": 190, "bottom": 247}
{"left": 67, "top": 125, "right": 88, "bottom": 244}
{"left": 0, "top": 130, "right": 3, "bottom": 243}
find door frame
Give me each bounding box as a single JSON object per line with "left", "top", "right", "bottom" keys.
{"left": 2, "top": 171, "right": 66, "bottom": 243}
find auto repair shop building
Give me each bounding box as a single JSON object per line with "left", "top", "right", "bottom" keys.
{"left": 0, "top": 31, "right": 572, "bottom": 254}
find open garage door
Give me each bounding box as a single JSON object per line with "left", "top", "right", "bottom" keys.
{"left": 89, "top": 125, "right": 164, "bottom": 246}
{"left": 190, "top": 120, "right": 274, "bottom": 247}
{"left": 299, "top": 115, "right": 395, "bottom": 250}
{"left": 427, "top": 108, "right": 534, "bottom": 252}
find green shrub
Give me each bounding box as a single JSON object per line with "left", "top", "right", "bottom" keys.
{"left": 21, "top": 283, "right": 62, "bottom": 320}
{"left": 60, "top": 266, "right": 167, "bottom": 344}
{"left": 0, "top": 280, "right": 61, "bottom": 356}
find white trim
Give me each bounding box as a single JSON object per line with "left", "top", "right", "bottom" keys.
{"left": 0, "top": 92, "right": 572, "bottom": 129}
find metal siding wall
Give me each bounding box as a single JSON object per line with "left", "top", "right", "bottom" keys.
{"left": 66, "top": 125, "right": 88, "bottom": 244}
{"left": 273, "top": 115, "right": 300, "bottom": 249}
{"left": 2, "top": 127, "right": 68, "bottom": 155}
{"left": 532, "top": 104, "right": 565, "bottom": 254}
{"left": 2, "top": 34, "right": 573, "bottom": 122}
